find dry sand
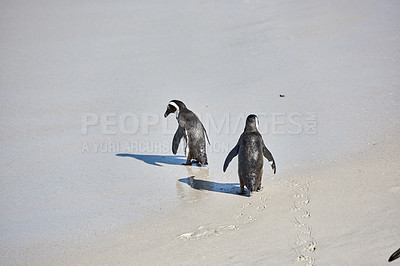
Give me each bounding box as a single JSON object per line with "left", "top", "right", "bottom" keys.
{"left": 1, "top": 0, "right": 399, "bottom": 265}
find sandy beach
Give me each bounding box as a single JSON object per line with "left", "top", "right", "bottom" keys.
{"left": 1, "top": 0, "right": 399, "bottom": 265}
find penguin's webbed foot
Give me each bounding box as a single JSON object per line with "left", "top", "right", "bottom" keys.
{"left": 189, "top": 160, "right": 208, "bottom": 167}
{"left": 237, "top": 189, "right": 247, "bottom": 195}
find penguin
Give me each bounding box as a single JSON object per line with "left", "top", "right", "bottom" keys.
{"left": 223, "top": 114, "right": 276, "bottom": 194}
{"left": 164, "top": 100, "right": 210, "bottom": 166}
{"left": 389, "top": 247, "right": 400, "bottom": 262}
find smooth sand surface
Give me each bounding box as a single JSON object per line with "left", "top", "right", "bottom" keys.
{"left": 1, "top": 0, "right": 399, "bottom": 265}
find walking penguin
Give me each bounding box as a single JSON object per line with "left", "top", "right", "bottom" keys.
{"left": 223, "top": 114, "right": 276, "bottom": 194}
{"left": 164, "top": 100, "right": 210, "bottom": 166}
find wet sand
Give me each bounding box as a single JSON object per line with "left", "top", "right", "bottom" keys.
{"left": 1, "top": 0, "right": 399, "bottom": 265}
{"left": 35, "top": 135, "right": 400, "bottom": 265}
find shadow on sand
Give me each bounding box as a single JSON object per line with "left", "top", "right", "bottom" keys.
{"left": 178, "top": 176, "right": 246, "bottom": 196}
{"left": 116, "top": 154, "right": 186, "bottom": 167}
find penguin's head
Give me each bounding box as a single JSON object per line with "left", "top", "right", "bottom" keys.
{"left": 245, "top": 114, "right": 259, "bottom": 131}
{"left": 164, "top": 100, "right": 186, "bottom": 118}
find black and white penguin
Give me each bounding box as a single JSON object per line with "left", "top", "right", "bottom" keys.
{"left": 223, "top": 114, "right": 276, "bottom": 194}
{"left": 389, "top": 247, "right": 400, "bottom": 262}
{"left": 164, "top": 100, "right": 210, "bottom": 166}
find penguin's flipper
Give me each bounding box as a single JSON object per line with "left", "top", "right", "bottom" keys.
{"left": 202, "top": 123, "right": 211, "bottom": 145}
{"left": 223, "top": 144, "right": 239, "bottom": 172}
{"left": 263, "top": 145, "right": 276, "bottom": 174}
{"left": 172, "top": 126, "right": 185, "bottom": 154}
{"left": 389, "top": 247, "right": 400, "bottom": 262}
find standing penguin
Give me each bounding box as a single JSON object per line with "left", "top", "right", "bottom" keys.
{"left": 164, "top": 100, "right": 210, "bottom": 166}
{"left": 223, "top": 114, "right": 276, "bottom": 194}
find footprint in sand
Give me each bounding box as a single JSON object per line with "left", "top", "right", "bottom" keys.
{"left": 235, "top": 194, "right": 271, "bottom": 224}
{"left": 288, "top": 179, "right": 316, "bottom": 266}
{"left": 179, "top": 192, "right": 272, "bottom": 241}
{"left": 178, "top": 192, "right": 271, "bottom": 241}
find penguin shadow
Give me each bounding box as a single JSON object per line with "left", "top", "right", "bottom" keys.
{"left": 115, "top": 154, "right": 186, "bottom": 167}
{"left": 179, "top": 176, "right": 243, "bottom": 196}
{"left": 177, "top": 166, "right": 248, "bottom": 196}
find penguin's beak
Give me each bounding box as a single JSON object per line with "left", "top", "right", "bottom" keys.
{"left": 164, "top": 109, "right": 169, "bottom": 118}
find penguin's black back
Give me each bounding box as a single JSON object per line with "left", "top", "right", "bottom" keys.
{"left": 178, "top": 108, "right": 208, "bottom": 164}
{"left": 238, "top": 131, "right": 264, "bottom": 192}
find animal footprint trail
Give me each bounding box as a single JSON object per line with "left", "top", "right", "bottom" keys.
{"left": 235, "top": 195, "right": 271, "bottom": 224}
{"left": 178, "top": 193, "right": 271, "bottom": 241}
{"left": 287, "top": 179, "right": 316, "bottom": 266}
